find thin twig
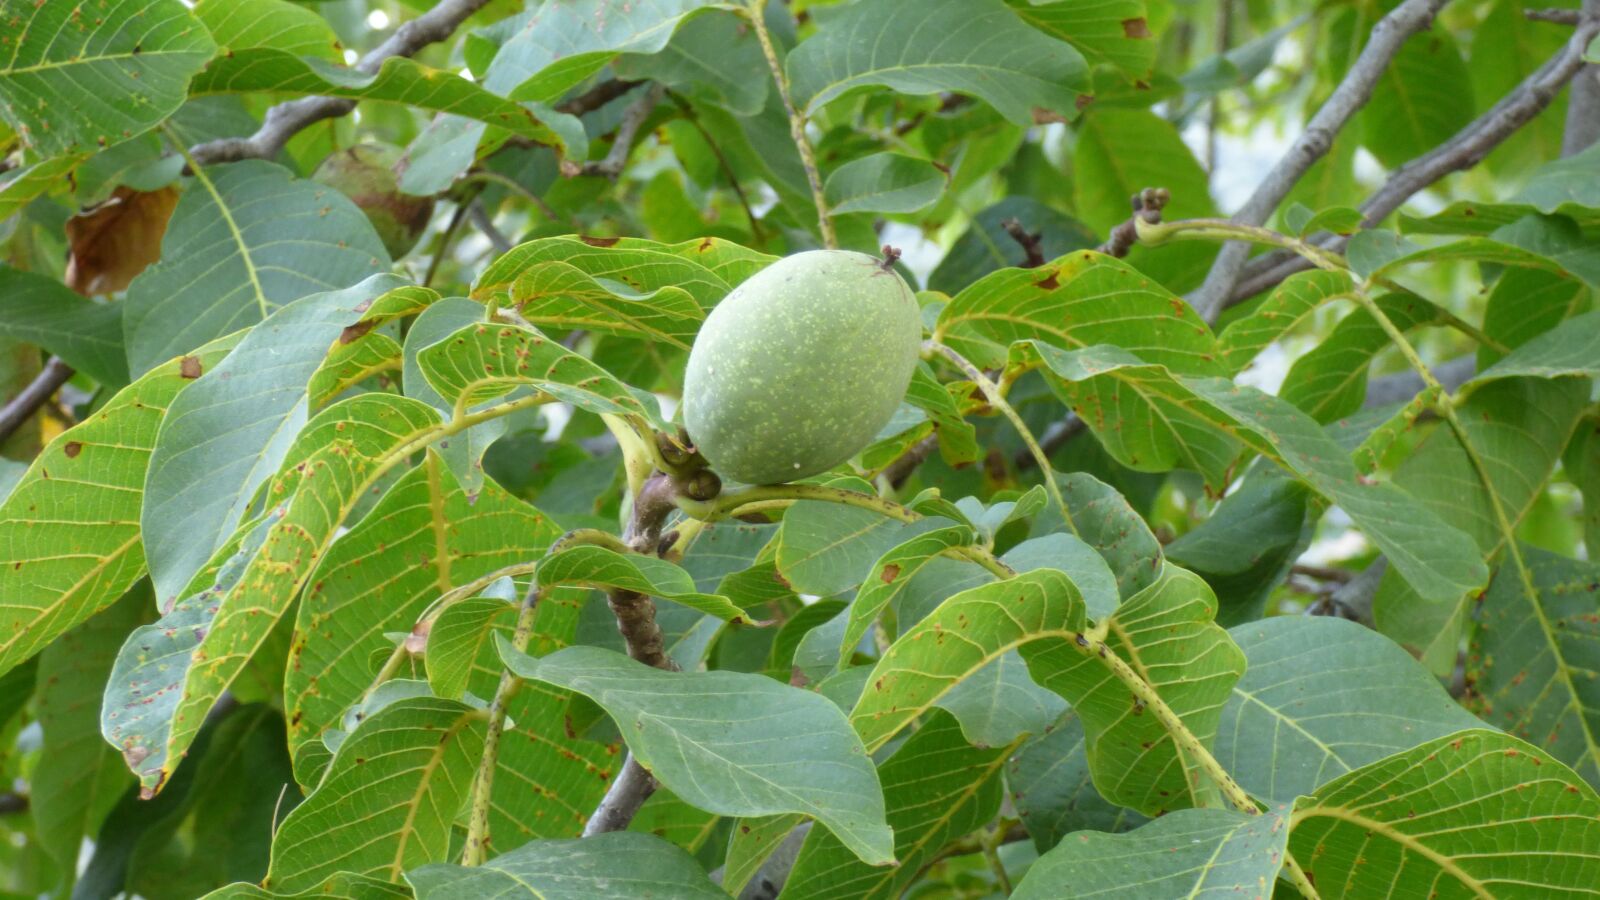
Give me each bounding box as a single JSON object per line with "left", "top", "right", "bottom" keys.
{"left": 571, "top": 84, "right": 666, "bottom": 178}
{"left": 1187, "top": 0, "right": 1450, "bottom": 320}
{"left": 1526, "top": 8, "right": 1581, "bottom": 25}
{"left": 1000, "top": 218, "right": 1046, "bottom": 267}
{"left": 468, "top": 201, "right": 513, "bottom": 255}
{"left": 0, "top": 792, "right": 27, "bottom": 815}
{"left": 664, "top": 90, "right": 766, "bottom": 245}
{"left": 1096, "top": 188, "right": 1170, "bottom": 258}
{"left": 0, "top": 357, "right": 73, "bottom": 444}
{"left": 747, "top": 0, "right": 836, "bottom": 248}
{"left": 1227, "top": 11, "right": 1600, "bottom": 306}
{"left": 188, "top": 0, "right": 496, "bottom": 165}
{"left": 424, "top": 196, "right": 477, "bottom": 287}
{"left": 558, "top": 78, "right": 644, "bottom": 116}
{"left": 882, "top": 433, "right": 940, "bottom": 488}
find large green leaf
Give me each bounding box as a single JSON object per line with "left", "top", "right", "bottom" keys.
{"left": 849, "top": 569, "right": 1086, "bottom": 752}
{"left": 142, "top": 276, "right": 420, "bottom": 610}
{"left": 1015, "top": 341, "right": 1489, "bottom": 607}
{"left": 263, "top": 696, "right": 486, "bottom": 892}
{"left": 193, "top": 0, "right": 340, "bottom": 60}
{"left": 406, "top": 832, "right": 724, "bottom": 899}
{"left": 284, "top": 454, "right": 562, "bottom": 756}
{"left": 535, "top": 545, "right": 746, "bottom": 621}
{"left": 833, "top": 525, "right": 976, "bottom": 675}
{"left": 1279, "top": 292, "right": 1450, "bottom": 423}
{"left": 498, "top": 643, "right": 894, "bottom": 865}
{"left": 0, "top": 0, "right": 215, "bottom": 158}
{"left": 1008, "top": 713, "right": 1145, "bottom": 851}
{"left": 786, "top": 0, "right": 1087, "bottom": 124}
{"left": 1289, "top": 729, "right": 1600, "bottom": 897}
{"left": 1010, "top": 0, "right": 1160, "bottom": 79}
{"left": 104, "top": 394, "right": 442, "bottom": 794}
{"left": 0, "top": 266, "right": 128, "bottom": 386}
{"left": 0, "top": 334, "right": 238, "bottom": 677}
{"left": 190, "top": 52, "right": 560, "bottom": 146}
{"left": 1471, "top": 306, "right": 1600, "bottom": 383}
{"left": 1470, "top": 548, "right": 1600, "bottom": 786}
{"left": 1216, "top": 269, "right": 1355, "bottom": 376}
{"left": 1024, "top": 565, "right": 1244, "bottom": 815}
{"left": 1360, "top": 26, "right": 1475, "bottom": 170}
{"left": 614, "top": 10, "right": 769, "bottom": 115}
{"left": 1217, "top": 616, "right": 1484, "bottom": 804}
{"left": 1011, "top": 807, "right": 1289, "bottom": 899}
{"left": 1375, "top": 376, "right": 1589, "bottom": 671}
{"left": 822, "top": 152, "right": 945, "bottom": 216}
{"left": 122, "top": 160, "right": 390, "bottom": 376}
{"left": 1165, "top": 471, "right": 1311, "bottom": 626}
{"left": 31, "top": 587, "right": 146, "bottom": 893}
{"left": 203, "top": 873, "right": 409, "bottom": 900}
{"left": 780, "top": 712, "right": 1015, "bottom": 900}
{"left": 1478, "top": 268, "right": 1589, "bottom": 368}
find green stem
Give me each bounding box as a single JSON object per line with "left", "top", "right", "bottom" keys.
{"left": 682, "top": 482, "right": 924, "bottom": 524}
{"left": 462, "top": 588, "right": 543, "bottom": 865}
{"left": 1284, "top": 855, "right": 1322, "bottom": 898}
{"left": 952, "top": 545, "right": 1016, "bottom": 579}
{"left": 745, "top": 0, "right": 836, "bottom": 248}
{"left": 1080, "top": 633, "right": 1260, "bottom": 815}
{"left": 980, "top": 824, "right": 1014, "bottom": 895}
{"left": 927, "top": 341, "right": 1077, "bottom": 536}
{"left": 1136, "top": 217, "right": 1347, "bottom": 274}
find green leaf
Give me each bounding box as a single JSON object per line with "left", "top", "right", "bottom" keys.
{"left": 786, "top": 0, "right": 1088, "bottom": 124}
{"left": 1478, "top": 268, "right": 1589, "bottom": 369}
{"left": 0, "top": 266, "right": 128, "bottom": 386}
{"left": 406, "top": 831, "right": 724, "bottom": 899}
{"left": 498, "top": 643, "right": 894, "bottom": 865}
{"left": 285, "top": 453, "right": 561, "bottom": 756}
{"left": 193, "top": 0, "right": 340, "bottom": 60}
{"left": 1011, "top": 807, "right": 1289, "bottom": 899}
{"left": 1566, "top": 416, "right": 1600, "bottom": 554}
{"left": 1023, "top": 565, "right": 1244, "bottom": 815}
{"left": 781, "top": 712, "right": 1016, "bottom": 899}
{"left": 1008, "top": 713, "right": 1145, "bottom": 851}
{"left": 849, "top": 569, "right": 1086, "bottom": 752}
{"left": 1359, "top": 27, "right": 1475, "bottom": 169}
{"left": 202, "top": 873, "right": 410, "bottom": 900}
{"left": 1165, "top": 472, "right": 1311, "bottom": 626}
{"left": 311, "top": 330, "right": 403, "bottom": 408}
{"left": 1279, "top": 292, "right": 1450, "bottom": 423}
{"left": 1015, "top": 341, "right": 1489, "bottom": 606}
{"left": 613, "top": 10, "right": 768, "bottom": 115}
{"left": 190, "top": 52, "right": 562, "bottom": 147}
{"left": 264, "top": 697, "right": 486, "bottom": 892}
{"left": 142, "top": 276, "right": 418, "bottom": 610}
{"left": 1513, "top": 140, "right": 1600, "bottom": 214}
{"left": 535, "top": 545, "right": 747, "bottom": 621}
{"left": 1469, "top": 548, "right": 1600, "bottom": 786}
{"left": 1289, "top": 729, "right": 1600, "bottom": 897}
{"left": 1010, "top": 0, "right": 1160, "bottom": 79}
{"left": 0, "top": 0, "right": 215, "bottom": 158}
{"left": 1472, "top": 307, "right": 1600, "bottom": 384}
{"left": 0, "top": 333, "right": 238, "bottom": 677}
{"left": 934, "top": 649, "right": 1068, "bottom": 748}
{"left": 400, "top": 298, "right": 503, "bottom": 497}
{"left": 1042, "top": 471, "right": 1164, "bottom": 601}
{"left": 1218, "top": 616, "right": 1484, "bottom": 804}
{"left": 104, "top": 394, "right": 442, "bottom": 794}
{"left": 834, "top": 524, "right": 976, "bottom": 675}
{"left": 1216, "top": 269, "right": 1355, "bottom": 375}
{"left": 776, "top": 484, "right": 946, "bottom": 597}
{"left": 31, "top": 587, "right": 145, "bottom": 893}
{"left": 417, "top": 321, "right": 648, "bottom": 423}
{"left": 122, "top": 160, "right": 390, "bottom": 376}
{"left": 822, "top": 152, "right": 945, "bottom": 216}
{"left": 1375, "top": 376, "right": 1589, "bottom": 672}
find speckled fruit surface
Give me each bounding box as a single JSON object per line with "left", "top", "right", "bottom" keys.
{"left": 683, "top": 249, "right": 922, "bottom": 485}
{"left": 312, "top": 142, "right": 433, "bottom": 260}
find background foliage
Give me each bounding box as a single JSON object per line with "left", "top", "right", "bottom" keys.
{"left": 2, "top": 0, "right": 1600, "bottom": 897}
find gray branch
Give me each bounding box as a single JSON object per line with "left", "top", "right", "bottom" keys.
{"left": 571, "top": 83, "right": 666, "bottom": 178}
{"left": 188, "top": 0, "right": 495, "bottom": 165}
{"left": 0, "top": 357, "right": 73, "bottom": 444}
{"left": 1188, "top": 0, "right": 1451, "bottom": 320}
{"left": 1226, "top": 9, "right": 1600, "bottom": 305}
{"left": 581, "top": 754, "right": 658, "bottom": 837}
{"left": 1562, "top": 0, "right": 1600, "bottom": 154}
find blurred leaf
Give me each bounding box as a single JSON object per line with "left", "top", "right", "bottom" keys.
{"left": 65, "top": 185, "right": 179, "bottom": 296}
{"left": 536, "top": 545, "right": 748, "bottom": 620}
{"left": 1012, "top": 807, "right": 1289, "bottom": 899}
{"left": 1280, "top": 292, "right": 1450, "bottom": 423}
{"left": 1216, "top": 269, "right": 1355, "bottom": 376}
{"left": 1513, "top": 139, "right": 1600, "bottom": 214}
{"left": 1165, "top": 472, "right": 1311, "bottom": 626}
{"left": 822, "top": 152, "right": 945, "bottom": 215}
{"left": 203, "top": 873, "right": 409, "bottom": 899}
{"left": 123, "top": 160, "right": 390, "bottom": 376}
{"left": 1360, "top": 27, "right": 1475, "bottom": 169}
{"left": 499, "top": 643, "right": 895, "bottom": 865}
{"left": 0, "top": 334, "right": 237, "bottom": 677}
{"left": 264, "top": 697, "right": 486, "bottom": 891}
{"left": 1472, "top": 307, "right": 1600, "bottom": 383}
{"left": 0, "top": 265, "right": 129, "bottom": 386}
{"left": 406, "top": 832, "right": 724, "bottom": 898}
{"left": 1218, "top": 616, "right": 1484, "bottom": 804}
{"left": 0, "top": 0, "right": 215, "bottom": 158}
{"left": 787, "top": 0, "right": 1088, "bottom": 124}
{"left": 1478, "top": 268, "right": 1589, "bottom": 368}
{"left": 614, "top": 10, "right": 768, "bottom": 115}
{"left": 1290, "top": 730, "right": 1600, "bottom": 896}
{"left": 194, "top": 0, "right": 341, "bottom": 60}
{"left": 1009, "top": 713, "right": 1145, "bottom": 851}
{"left": 926, "top": 197, "right": 1098, "bottom": 294}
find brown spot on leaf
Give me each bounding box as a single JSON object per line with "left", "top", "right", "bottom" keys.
{"left": 580, "top": 234, "right": 620, "bottom": 247}
{"left": 1034, "top": 271, "right": 1060, "bottom": 291}
{"left": 179, "top": 356, "right": 203, "bottom": 379}
{"left": 1122, "top": 17, "right": 1151, "bottom": 38}
{"left": 880, "top": 563, "right": 901, "bottom": 583}
{"left": 63, "top": 441, "right": 82, "bottom": 458}
{"left": 340, "top": 319, "right": 377, "bottom": 344}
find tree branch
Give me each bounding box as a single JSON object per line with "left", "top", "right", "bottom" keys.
{"left": 1187, "top": 0, "right": 1451, "bottom": 320}
{"left": 0, "top": 356, "right": 73, "bottom": 444}
{"left": 569, "top": 84, "right": 666, "bottom": 179}
{"left": 1562, "top": 0, "right": 1600, "bottom": 153}
{"left": 1527, "top": 8, "right": 1582, "bottom": 24}
{"left": 1227, "top": 10, "right": 1600, "bottom": 306}
{"left": 1001, "top": 218, "right": 1046, "bottom": 267}
{"left": 189, "top": 0, "right": 496, "bottom": 165}
{"left": 1096, "top": 187, "right": 1170, "bottom": 258}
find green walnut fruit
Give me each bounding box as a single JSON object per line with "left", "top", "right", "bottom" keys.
{"left": 683, "top": 249, "right": 922, "bottom": 484}
{"left": 312, "top": 143, "right": 433, "bottom": 259}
